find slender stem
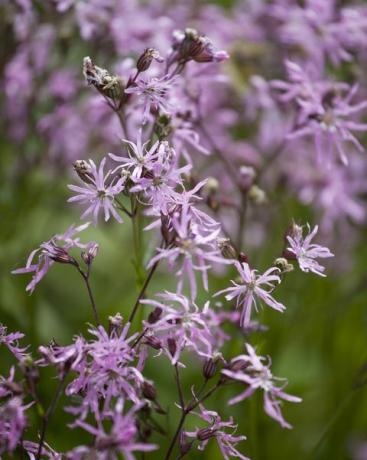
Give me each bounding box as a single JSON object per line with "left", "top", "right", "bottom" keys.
{"left": 115, "top": 198, "right": 133, "bottom": 218}
{"left": 76, "top": 265, "right": 100, "bottom": 326}
{"left": 36, "top": 373, "right": 68, "bottom": 460}
{"left": 164, "top": 412, "right": 187, "bottom": 460}
{"left": 164, "top": 379, "right": 223, "bottom": 460}
{"left": 175, "top": 364, "right": 185, "bottom": 410}
{"left": 237, "top": 191, "right": 248, "bottom": 251}
{"left": 116, "top": 109, "right": 130, "bottom": 139}
{"left": 131, "top": 197, "right": 145, "bottom": 288}
{"left": 128, "top": 260, "right": 160, "bottom": 323}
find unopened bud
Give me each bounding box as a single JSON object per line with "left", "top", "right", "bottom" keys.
{"left": 217, "top": 238, "right": 237, "bottom": 260}
{"left": 82, "top": 56, "right": 124, "bottom": 103}
{"left": 203, "top": 177, "right": 219, "bottom": 195}
{"left": 203, "top": 358, "right": 217, "bottom": 380}
{"left": 238, "top": 252, "right": 249, "bottom": 264}
{"left": 239, "top": 166, "right": 256, "bottom": 192}
{"left": 147, "top": 307, "right": 162, "bottom": 324}
{"left": 137, "top": 48, "right": 163, "bottom": 72}
{"left": 49, "top": 246, "right": 75, "bottom": 265}
{"left": 142, "top": 380, "right": 157, "bottom": 401}
{"left": 145, "top": 335, "right": 162, "bottom": 350}
{"left": 167, "top": 337, "right": 177, "bottom": 357}
{"left": 197, "top": 427, "right": 217, "bottom": 441}
{"left": 81, "top": 242, "right": 99, "bottom": 266}
{"left": 73, "top": 160, "right": 94, "bottom": 185}
{"left": 248, "top": 185, "right": 267, "bottom": 204}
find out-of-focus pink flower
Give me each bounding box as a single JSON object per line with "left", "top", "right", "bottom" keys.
{"left": 286, "top": 223, "right": 334, "bottom": 276}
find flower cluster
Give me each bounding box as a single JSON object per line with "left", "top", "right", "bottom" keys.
{"left": 3, "top": 0, "right": 364, "bottom": 458}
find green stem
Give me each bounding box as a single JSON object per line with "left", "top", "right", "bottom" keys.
{"left": 131, "top": 197, "right": 145, "bottom": 289}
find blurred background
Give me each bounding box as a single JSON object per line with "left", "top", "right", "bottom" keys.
{"left": 1, "top": 1, "right": 367, "bottom": 459}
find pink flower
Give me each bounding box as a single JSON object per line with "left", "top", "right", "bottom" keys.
{"left": 216, "top": 262, "right": 285, "bottom": 327}
{"left": 125, "top": 75, "right": 179, "bottom": 123}
{"left": 147, "top": 203, "right": 225, "bottom": 299}
{"left": 109, "top": 130, "right": 160, "bottom": 181}
{"left": 141, "top": 291, "right": 215, "bottom": 364}
{"left": 12, "top": 223, "right": 90, "bottom": 293}
{"left": 185, "top": 405, "right": 248, "bottom": 459}
{"left": 286, "top": 223, "right": 334, "bottom": 276}
{"left": 0, "top": 326, "right": 28, "bottom": 362}
{"left": 222, "top": 344, "right": 302, "bottom": 429}
{"left": 70, "top": 400, "right": 157, "bottom": 460}
{"left": 68, "top": 158, "right": 125, "bottom": 225}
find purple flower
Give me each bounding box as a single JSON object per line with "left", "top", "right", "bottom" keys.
{"left": 66, "top": 322, "right": 143, "bottom": 420}
{"left": 141, "top": 292, "right": 215, "bottom": 364}
{"left": 147, "top": 203, "right": 225, "bottom": 299}
{"left": 70, "top": 400, "right": 157, "bottom": 460}
{"left": 0, "top": 396, "right": 30, "bottom": 454}
{"left": 216, "top": 262, "right": 285, "bottom": 327}
{"left": 109, "top": 130, "right": 160, "bottom": 181}
{"left": 68, "top": 158, "right": 126, "bottom": 225}
{"left": 288, "top": 82, "right": 367, "bottom": 165}
{"left": 125, "top": 75, "right": 179, "bottom": 123}
{"left": 23, "top": 440, "right": 62, "bottom": 460}
{"left": 222, "top": 344, "right": 302, "bottom": 429}
{"left": 12, "top": 223, "right": 90, "bottom": 293}
{"left": 286, "top": 223, "right": 334, "bottom": 276}
{"left": 130, "top": 155, "right": 191, "bottom": 215}
{"left": 185, "top": 405, "right": 248, "bottom": 459}
{"left": 0, "top": 325, "right": 28, "bottom": 361}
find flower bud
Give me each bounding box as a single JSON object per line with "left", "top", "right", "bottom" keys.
{"left": 81, "top": 242, "right": 99, "bottom": 266}
{"left": 142, "top": 380, "right": 157, "bottom": 401}
{"left": 239, "top": 165, "right": 256, "bottom": 192}
{"left": 167, "top": 337, "right": 177, "bottom": 357}
{"left": 248, "top": 185, "right": 267, "bottom": 204}
{"left": 217, "top": 238, "right": 237, "bottom": 260}
{"left": 238, "top": 252, "right": 249, "bottom": 264}
{"left": 145, "top": 335, "right": 162, "bottom": 350}
{"left": 197, "top": 427, "right": 217, "bottom": 441}
{"left": 49, "top": 246, "right": 76, "bottom": 265}
{"left": 82, "top": 56, "right": 125, "bottom": 103}
{"left": 73, "top": 160, "right": 94, "bottom": 185}
{"left": 203, "top": 358, "right": 217, "bottom": 380}
{"left": 147, "top": 307, "right": 162, "bottom": 324}
{"left": 136, "top": 48, "right": 163, "bottom": 72}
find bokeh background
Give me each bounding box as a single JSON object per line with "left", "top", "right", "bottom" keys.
{"left": 1, "top": 1, "right": 367, "bottom": 459}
